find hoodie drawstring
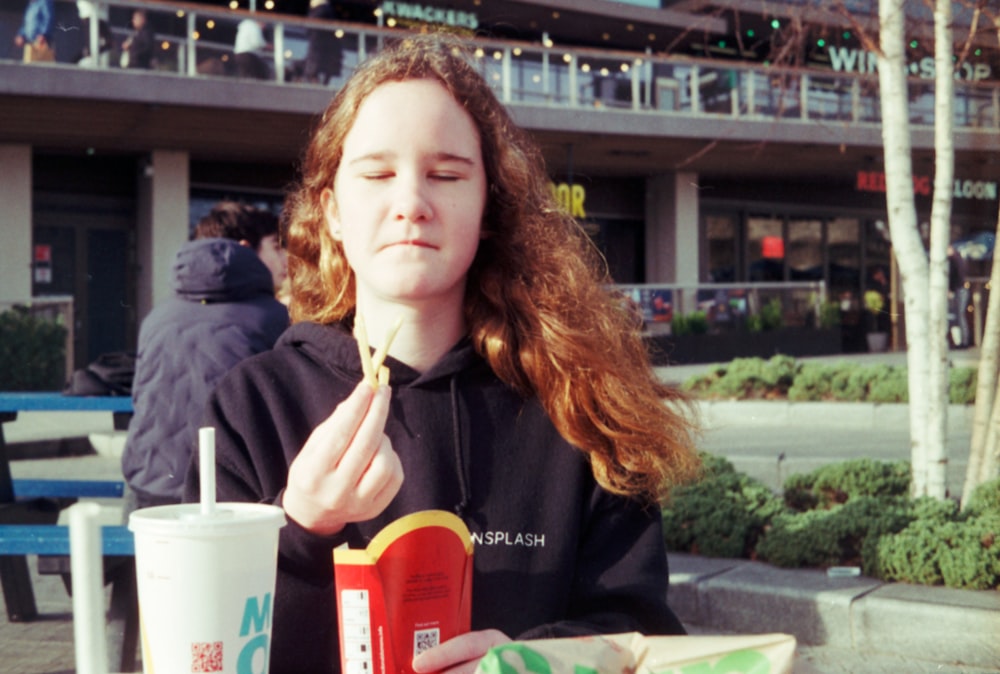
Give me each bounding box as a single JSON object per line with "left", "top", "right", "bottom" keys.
{"left": 450, "top": 376, "right": 470, "bottom": 517}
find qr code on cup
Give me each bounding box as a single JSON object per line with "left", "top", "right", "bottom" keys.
{"left": 413, "top": 628, "right": 440, "bottom": 656}
{"left": 192, "top": 641, "right": 224, "bottom": 672}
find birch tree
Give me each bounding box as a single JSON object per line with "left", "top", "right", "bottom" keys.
{"left": 877, "top": 0, "right": 951, "bottom": 498}
{"left": 963, "top": 203, "right": 1000, "bottom": 502}
{"left": 962, "top": 7, "right": 1000, "bottom": 502}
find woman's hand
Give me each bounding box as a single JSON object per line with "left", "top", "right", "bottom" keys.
{"left": 411, "top": 629, "right": 511, "bottom": 674}
{"left": 282, "top": 381, "right": 403, "bottom": 535}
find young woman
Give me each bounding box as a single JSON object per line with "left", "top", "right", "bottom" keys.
{"left": 184, "top": 34, "right": 701, "bottom": 674}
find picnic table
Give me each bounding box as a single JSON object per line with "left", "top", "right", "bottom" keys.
{"left": 0, "top": 392, "right": 138, "bottom": 671}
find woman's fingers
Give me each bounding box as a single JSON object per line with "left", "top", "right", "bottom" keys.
{"left": 335, "top": 384, "right": 391, "bottom": 478}
{"left": 283, "top": 381, "right": 401, "bottom": 534}
{"left": 357, "top": 438, "right": 404, "bottom": 512}
{"left": 411, "top": 630, "right": 511, "bottom": 674}
{"left": 295, "top": 381, "right": 374, "bottom": 473}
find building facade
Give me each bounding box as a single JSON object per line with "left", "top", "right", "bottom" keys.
{"left": 1, "top": 0, "right": 998, "bottom": 369}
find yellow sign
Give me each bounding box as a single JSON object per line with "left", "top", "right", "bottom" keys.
{"left": 550, "top": 182, "right": 586, "bottom": 218}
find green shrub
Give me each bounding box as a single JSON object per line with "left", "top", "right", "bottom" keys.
{"left": 949, "top": 367, "right": 977, "bottom": 405}
{"left": 682, "top": 358, "right": 975, "bottom": 405}
{"left": 828, "top": 365, "right": 872, "bottom": 401}
{"left": 786, "top": 362, "right": 838, "bottom": 401}
{"left": 963, "top": 477, "right": 1000, "bottom": 517}
{"left": 671, "top": 310, "right": 709, "bottom": 337}
{"left": 877, "top": 513, "right": 1000, "bottom": 590}
{"left": 747, "top": 298, "right": 784, "bottom": 333}
{"left": 664, "top": 454, "right": 1000, "bottom": 589}
{"left": 680, "top": 356, "right": 798, "bottom": 400}
{"left": 0, "top": 306, "right": 68, "bottom": 391}
{"left": 782, "top": 458, "right": 911, "bottom": 510}
{"left": 662, "top": 453, "right": 784, "bottom": 559}
{"left": 866, "top": 364, "right": 909, "bottom": 403}
{"left": 756, "top": 495, "right": 919, "bottom": 575}
{"left": 818, "top": 300, "right": 841, "bottom": 329}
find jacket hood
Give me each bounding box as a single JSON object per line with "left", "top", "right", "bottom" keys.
{"left": 172, "top": 238, "right": 276, "bottom": 302}
{"left": 277, "top": 320, "right": 487, "bottom": 389}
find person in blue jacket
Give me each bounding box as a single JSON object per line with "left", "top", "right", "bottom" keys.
{"left": 184, "top": 35, "right": 700, "bottom": 674}
{"left": 122, "top": 201, "right": 289, "bottom": 510}
{"left": 14, "top": 0, "right": 55, "bottom": 62}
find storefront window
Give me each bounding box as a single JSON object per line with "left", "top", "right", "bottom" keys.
{"left": 828, "top": 217, "right": 860, "bottom": 302}
{"left": 788, "top": 219, "right": 823, "bottom": 281}
{"left": 706, "top": 214, "right": 737, "bottom": 282}
{"left": 748, "top": 216, "right": 784, "bottom": 281}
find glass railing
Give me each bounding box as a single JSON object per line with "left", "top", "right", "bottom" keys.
{"left": 617, "top": 281, "right": 830, "bottom": 335}
{"left": 8, "top": 0, "right": 1000, "bottom": 132}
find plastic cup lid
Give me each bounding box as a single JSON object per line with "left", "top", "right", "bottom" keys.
{"left": 128, "top": 502, "right": 286, "bottom": 537}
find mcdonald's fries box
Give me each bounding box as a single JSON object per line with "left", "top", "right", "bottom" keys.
{"left": 334, "top": 510, "right": 473, "bottom": 674}
{"left": 474, "top": 632, "right": 796, "bottom": 674}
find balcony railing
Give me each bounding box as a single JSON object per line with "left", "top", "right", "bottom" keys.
{"left": 8, "top": 0, "right": 1000, "bottom": 132}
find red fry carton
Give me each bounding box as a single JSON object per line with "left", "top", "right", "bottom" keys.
{"left": 334, "top": 510, "right": 474, "bottom": 674}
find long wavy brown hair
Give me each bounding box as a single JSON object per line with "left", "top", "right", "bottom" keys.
{"left": 284, "top": 34, "right": 700, "bottom": 504}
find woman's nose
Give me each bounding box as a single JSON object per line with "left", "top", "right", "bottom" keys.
{"left": 392, "top": 175, "right": 433, "bottom": 222}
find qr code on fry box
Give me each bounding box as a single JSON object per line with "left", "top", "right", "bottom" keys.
{"left": 334, "top": 510, "right": 473, "bottom": 674}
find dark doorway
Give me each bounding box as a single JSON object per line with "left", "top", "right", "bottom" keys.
{"left": 33, "top": 196, "right": 136, "bottom": 368}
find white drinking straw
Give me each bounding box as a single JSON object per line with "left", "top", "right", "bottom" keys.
{"left": 68, "top": 502, "right": 109, "bottom": 674}
{"left": 200, "top": 426, "right": 217, "bottom": 516}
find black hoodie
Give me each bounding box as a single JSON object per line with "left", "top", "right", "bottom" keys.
{"left": 184, "top": 321, "right": 684, "bottom": 674}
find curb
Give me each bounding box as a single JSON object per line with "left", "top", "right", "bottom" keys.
{"left": 669, "top": 553, "right": 1000, "bottom": 670}
{"left": 694, "top": 400, "right": 974, "bottom": 432}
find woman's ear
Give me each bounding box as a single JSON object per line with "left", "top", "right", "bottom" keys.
{"left": 320, "top": 187, "right": 342, "bottom": 240}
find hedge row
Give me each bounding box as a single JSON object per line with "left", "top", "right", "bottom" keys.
{"left": 662, "top": 456, "right": 1000, "bottom": 590}
{"left": 680, "top": 355, "right": 977, "bottom": 404}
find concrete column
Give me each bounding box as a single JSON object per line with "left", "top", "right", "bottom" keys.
{"left": 135, "top": 150, "right": 189, "bottom": 321}
{"left": 0, "top": 145, "right": 33, "bottom": 303}
{"left": 645, "top": 171, "right": 700, "bottom": 286}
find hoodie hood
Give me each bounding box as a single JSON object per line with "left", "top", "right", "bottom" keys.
{"left": 276, "top": 319, "right": 487, "bottom": 390}
{"left": 172, "top": 238, "right": 276, "bottom": 302}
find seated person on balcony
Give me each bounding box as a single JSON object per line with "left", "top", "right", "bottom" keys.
{"left": 302, "top": 0, "right": 342, "bottom": 84}
{"left": 14, "top": 0, "right": 55, "bottom": 63}
{"left": 75, "top": 0, "right": 111, "bottom": 67}
{"left": 120, "top": 9, "right": 155, "bottom": 69}
{"left": 233, "top": 17, "right": 270, "bottom": 80}
{"left": 182, "top": 34, "right": 701, "bottom": 674}
{"left": 121, "top": 202, "right": 289, "bottom": 512}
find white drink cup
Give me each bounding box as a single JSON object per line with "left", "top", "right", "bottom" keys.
{"left": 129, "top": 503, "right": 286, "bottom": 674}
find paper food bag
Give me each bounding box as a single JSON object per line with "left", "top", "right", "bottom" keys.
{"left": 334, "top": 510, "right": 474, "bottom": 674}
{"left": 475, "top": 631, "right": 796, "bottom": 674}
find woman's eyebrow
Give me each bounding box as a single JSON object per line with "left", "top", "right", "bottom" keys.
{"left": 347, "top": 151, "right": 393, "bottom": 165}
{"left": 431, "top": 152, "right": 476, "bottom": 165}
{"left": 347, "top": 151, "right": 476, "bottom": 166}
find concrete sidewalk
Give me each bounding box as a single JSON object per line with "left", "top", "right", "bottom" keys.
{"left": 2, "top": 346, "right": 996, "bottom": 673}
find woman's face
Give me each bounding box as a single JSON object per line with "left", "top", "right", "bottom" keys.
{"left": 322, "top": 78, "right": 487, "bottom": 310}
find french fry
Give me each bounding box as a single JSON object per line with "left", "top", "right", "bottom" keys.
{"left": 356, "top": 313, "right": 376, "bottom": 388}
{"left": 370, "top": 316, "right": 404, "bottom": 376}
{"left": 356, "top": 314, "right": 403, "bottom": 390}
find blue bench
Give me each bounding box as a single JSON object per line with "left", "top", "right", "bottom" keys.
{"left": 0, "top": 523, "right": 134, "bottom": 555}
{"left": 0, "top": 393, "right": 138, "bottom": 671}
